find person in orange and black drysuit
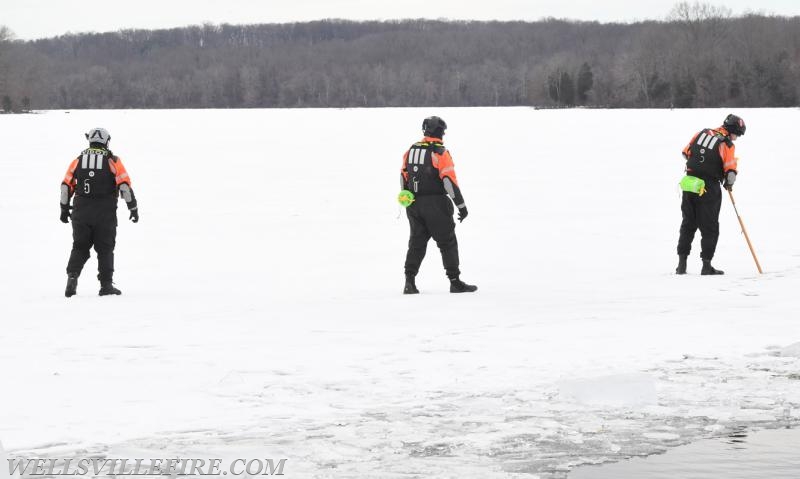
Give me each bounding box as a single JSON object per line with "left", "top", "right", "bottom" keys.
{"left": 60, "top": 127, "right": 139, "bottom": 297}
{"left": 401, "top": 116, "right": 477, "bottom": 294}
{"left": 676, "top": 114, "right": 745, "bottom": 275}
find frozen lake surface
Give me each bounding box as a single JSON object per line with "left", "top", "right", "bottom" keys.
{"left": 0, "top": 107, "right": 799, "bottom": 478}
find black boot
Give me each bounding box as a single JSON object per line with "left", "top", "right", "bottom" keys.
{"left": 450, "top": 277, "right": 478, "bottom": 293}
{"left": 403, "top": 275, "right": 419, "bottom": 294}
{"left": 676, "top": 255, "right": 688, "bottom": 275}
{"left": 99, "top": 281, "right": 122, "bottom": 296}
{"left": 701, "top": 260, "right": 724, "bottom": 275}
{"left": 65, "top": 274, "right": 78, "bottom": 298}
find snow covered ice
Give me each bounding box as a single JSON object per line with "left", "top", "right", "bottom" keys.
{"left": 0, "top": 107, "right": 799, "bottom": 478}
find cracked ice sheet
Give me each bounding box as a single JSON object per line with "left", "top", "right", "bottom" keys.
{"left": 0, "top": 108, "right": 799, "bottom": 478}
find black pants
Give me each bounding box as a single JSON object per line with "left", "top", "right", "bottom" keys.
{"left": 404, "top": 195, "right": 460, "bottom": 279}
{"left": 67, "top": 200, "right": 118, "bottom": 282}
{"left": 677, "top": 180, "right": 722, "bottom": 261}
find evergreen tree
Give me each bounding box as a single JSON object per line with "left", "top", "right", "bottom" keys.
{"left": 672, "top": 75, "right": 697, "bottom": 108}
{"left": 576, "top": 63, "right": 593, "bottom": 105}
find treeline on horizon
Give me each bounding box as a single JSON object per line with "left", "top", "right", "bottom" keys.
{"left": 0, "top": 2, "right": 798, "bottom": 111}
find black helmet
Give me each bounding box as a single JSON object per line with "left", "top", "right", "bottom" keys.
{"left": 723, "top": 114, "right": 746, "bottom": 136}
{"left": 422, "top": 116, "right": 447, "bottom": 137}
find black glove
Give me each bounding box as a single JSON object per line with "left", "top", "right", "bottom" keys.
{"left": 457, "top": 206, "right": 468, "bottom": 223}
{"left": 129, "top": 208, "right": 139, "bottom": 223}
{"left": 60, "top": 204, "right": 71, "bottom": 223}
{"left": 723, "top": 170, "right": 737, "bottom": 191}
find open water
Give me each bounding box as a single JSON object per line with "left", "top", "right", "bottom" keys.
{"left": 570, "top": 427, "right": 800, "bottom": 479}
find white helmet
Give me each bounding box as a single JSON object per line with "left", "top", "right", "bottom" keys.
{"left": 85, "top": 127, "right": 111, "bottom": 146}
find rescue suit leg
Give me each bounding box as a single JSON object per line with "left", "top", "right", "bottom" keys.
{"left": 427, "top": 199, "right": 460, "bottom": 280}
{"left": 67, "top": 221, "right": 93, "bottom": 277}
{"left": 404, "top": 206, "right": 431, "bottom": 277}
{"left": 677, "top": 192, "right": 698, "bottom": 257}
{"left": 93, "top": 219, "right": 117, "bottom": 283}
{"left": 431, "top": 227, "right": 460, "bottom": 280}
{"left": 696, "top": 186, "right": 722, "bottom": 261}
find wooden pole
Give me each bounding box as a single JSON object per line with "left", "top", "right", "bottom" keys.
{"left": 728, "top": 190, "right": 763, "bottom": 274}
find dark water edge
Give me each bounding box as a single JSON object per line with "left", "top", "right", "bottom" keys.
{"left": 569, "top": 426, "right": 800, "bottom": 479}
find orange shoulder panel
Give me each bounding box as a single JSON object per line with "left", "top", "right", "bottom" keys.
{"left": 720, "top": 142, "right": 737, "bottom": 172}
{"left": 111, "top": 156, "right": 132, "bottom": 186}
{"left": 682, "top": 132, "right": 700, "bottom": 159}
{"left": 62, "top": 158, "right": 79, "bottom": 192}
{"left": 436, "top": 149, "right": 459, "bottom": 186}
{"left": 401, "top": 149, "right": 410, "bottom": 182}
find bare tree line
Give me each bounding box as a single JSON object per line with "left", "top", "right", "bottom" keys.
{"left": 0, "top": 3, "right": 798, "bottom": 111}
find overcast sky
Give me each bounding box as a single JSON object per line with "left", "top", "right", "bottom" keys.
{"left": 2, "top": 0, "right": 799, "bottom": 40}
